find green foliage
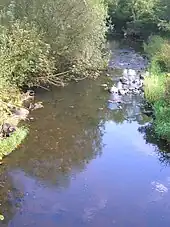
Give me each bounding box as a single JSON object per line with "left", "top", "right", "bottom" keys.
{"left": 0, "top": 0, "right": 108, "bottom": 159}
{"left": 144, "top": 35, "right": 164, "bottom": 57}
{"left": 107, "top": 0, "right": 170, "bottom": 36}
{"left": 144, "top": 73, "right": 166, "bottom": 103}
{"left": 144, "top": 35, "right": 170, "bottom": 72}
{"left": 144, "top": 35, "right": 170, "bottom": 140}
{"left": 154, "top": 100, "right": 170, "bottom": 140}
{"left": 0, "top": 20, "right": 55, "bottom": 87}
{"left": 0, "top": 78, "right": 22, "bottom": 125}
{"left": 1, "top": 0, "right": 108, "bottom": 80}
{"left": 0, "top": 127, "right": 28, "bottom": 160}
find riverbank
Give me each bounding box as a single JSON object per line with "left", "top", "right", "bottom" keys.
{"left": 0, "top": 88, "right": 33, "bottom": 160}
{"left": 106, "top": 0, "right": 170, "bottom": 141}
{"left": 0, "top": 81, "right": 28, "bottom": 160}
{"left": 0, "top": 0, "right": 107, "bottom": 160}
{"left": 143, "top": 35, "right": 170, "bottom": 141}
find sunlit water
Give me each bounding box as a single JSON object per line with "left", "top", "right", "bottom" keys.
{"left": 0, "top": 40, "right": 170, "bottom": 227}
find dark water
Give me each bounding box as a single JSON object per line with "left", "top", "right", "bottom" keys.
{"left": 1, "top": 40, "right": 170, "bottom": 227}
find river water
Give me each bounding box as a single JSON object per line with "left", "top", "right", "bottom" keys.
{"left": 0, "top": 40, "right": 170, "bottom": 227}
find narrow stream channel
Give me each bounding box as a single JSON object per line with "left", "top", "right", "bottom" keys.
{"left": 0, "top": 40, "right": 170, "bottom": 227}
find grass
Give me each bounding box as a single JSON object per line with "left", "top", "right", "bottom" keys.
{"left": 0, "top": 127, "right": 28, "bottom": 160}
{"left": 154, "top": 100, "right": 170, "bottom": 140}
{"left": 144, "top": 72, "right": 166, "bottom": 102}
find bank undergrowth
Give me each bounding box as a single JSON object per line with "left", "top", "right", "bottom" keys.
{"left": 144, "top": 35, "right": 170, "bottom": 140}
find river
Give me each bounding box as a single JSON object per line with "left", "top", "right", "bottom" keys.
{"left": 0, "top": 39, "right": 170, "bottom": 227}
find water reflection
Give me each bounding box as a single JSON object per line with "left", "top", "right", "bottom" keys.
{"left": 138, "top": 123, "right": 170, "bottom": 165}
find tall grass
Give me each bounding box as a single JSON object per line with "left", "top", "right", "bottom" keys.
{"left": 144, "top": 73, "right": 166, "bottom": 102}
{"left": 154, "top": 100, "right": 170, "bottom": 139}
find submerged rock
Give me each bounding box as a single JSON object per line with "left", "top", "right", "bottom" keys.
{"left": 109, "top": 86, "right": 118, "bottom": 93}
{"left": 13, "top": 108, "right": 29, "bottom": 120}
{"left": 22, "top": 90, "right": 35, "bottom": 101}
{"left": 123, "top": 69, "right": 128, "bottom": 77}
{"left": 29, "top": 102, "right": 44, "bottom": 111}
{"left": 119, "top": 89, "right": 126, "bottom": 96}
{"left": 109, "top": 93, "right": 122, "bottom": 103}
{"left": 117, "top": 81, "right": 123, "bottom": 90}
{"left": 128, "top": 69, "right": 136, "bottom": 76}
{"left": 107, "top": 102, "right": 120, "bottom": 110}
{"left": 101, "top": 83, "right": 108, "bottom": 88}
{"left": 120, "top": 77, "right": 129, "bottom": 85}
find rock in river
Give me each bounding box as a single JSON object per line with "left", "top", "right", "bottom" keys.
{"left": 0, "top": 123, "right": 16, "bottom": 138}
{"left": 128, "top": 69, "right": 136, "bottom": 76}
{"left": 119, "top": 89, "right": 126, "bottom": 96}
{"left": 109, "top": 86, "right": 118, "bottom": 93}
{"left": 13, "top": 108, "right": 29, "bottom": 120}
{"left": 117, "top": 81, "right": 123, "bottom": 90}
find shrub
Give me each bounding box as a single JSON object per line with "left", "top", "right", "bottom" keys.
{"left": 144, "top": 35, "right": 164, "bottom": 58}
{"left": 0, "top": 20, "right": 55, "bottom": 87}
{"left": 1, "top": 0, "right": 108, "bottom": 80}
{"left": 144, "top": 35, "right": 170, "bottom": 72}
{"left": 0, "top": 78, "right": 22, "bottom": 125}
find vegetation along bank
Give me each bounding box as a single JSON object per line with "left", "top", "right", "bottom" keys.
{"left": 0, "top": 0, "right": 108, "bottom": 160}
{"left": 107, "top": 0, "right": 170, "bottom": 141}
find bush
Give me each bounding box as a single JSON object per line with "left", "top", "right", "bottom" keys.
{"left": 144, "top": 35, "right": 164, "bottom": 58}
{"left": 1, "top": 0, "right": 108, "bottom": 80}
{"left": 107, "top": 0, "right": 162, "bottom": 36}
{"left": 144, "top": 35, "right": 170, "bottom": 72}
{"left": 0, "top": 79, "right": 22, "bottom": 125}
{"left": 0, "top": 20, "right": 55, "bottom": 87}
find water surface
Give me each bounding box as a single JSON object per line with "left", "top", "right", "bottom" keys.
{"left": 0, "top": 40, "right": 170, "bottom": 227}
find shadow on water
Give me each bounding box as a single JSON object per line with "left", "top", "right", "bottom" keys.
{"left": 138, "top": 123, "right": 170, "bottom": 166}
{"left": 1, "top": 39, "right": 170, "bottom": 227}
